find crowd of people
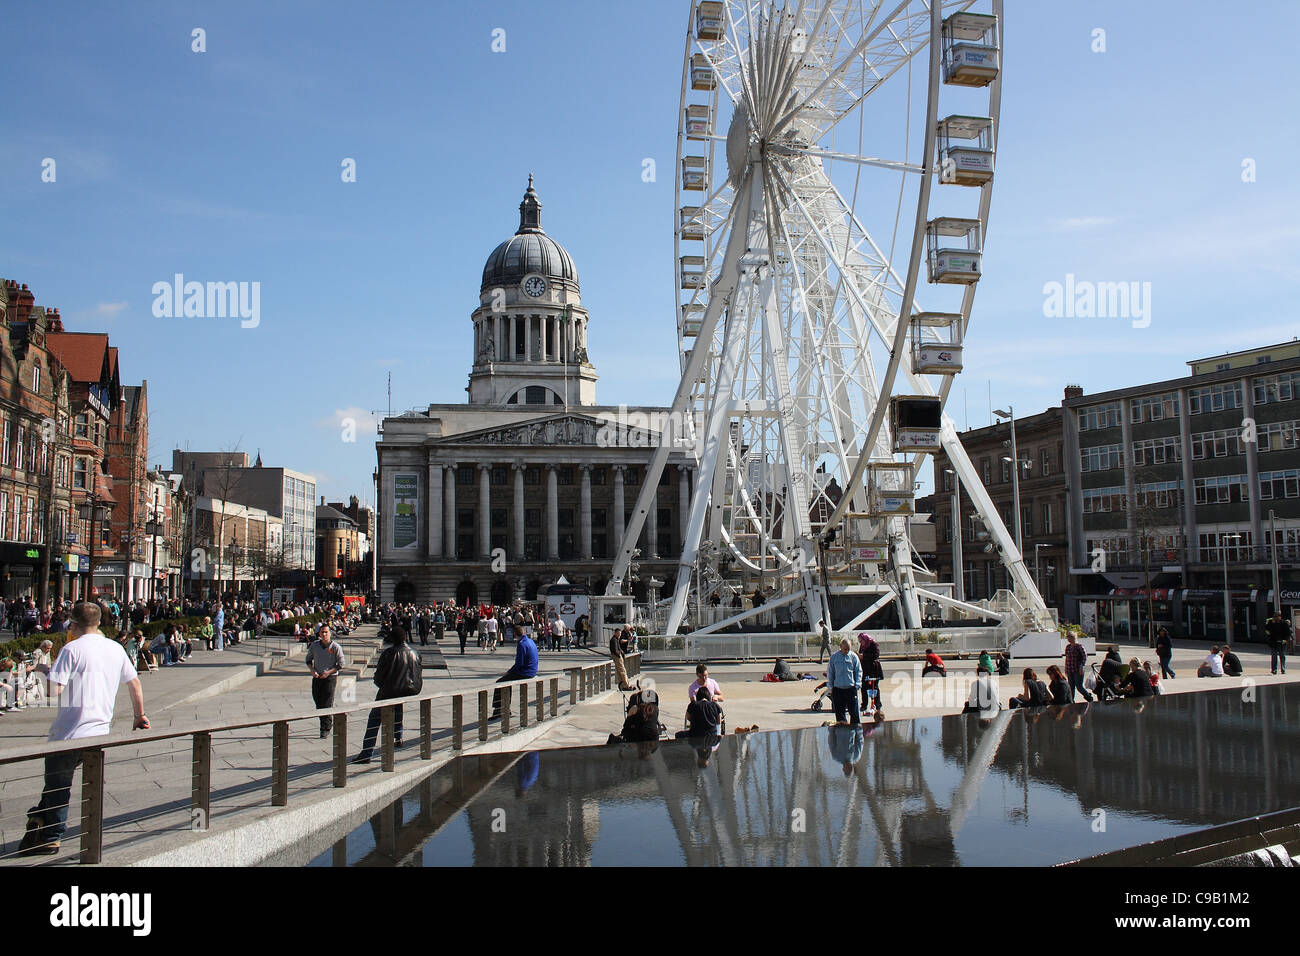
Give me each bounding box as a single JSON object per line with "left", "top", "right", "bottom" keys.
{"left": 365, "top": 600, "right": 599, "bottom": 656}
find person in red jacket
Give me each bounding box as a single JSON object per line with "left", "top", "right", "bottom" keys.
{"left": 922, "top": 648, "right": 947, "bottom": 677}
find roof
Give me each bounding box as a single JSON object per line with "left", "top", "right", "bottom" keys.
{"left": 481, "top": 179, "right": 578, "bottom": 290}
{"left": 315, "top": 504, "right": 355, "bottom": 525}
{"left": 45, "top": 332, "right": 110, "bottom": 383}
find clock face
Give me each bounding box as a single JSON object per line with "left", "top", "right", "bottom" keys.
{"left": 523, "top": 276, "right": 547, "bottom": 298}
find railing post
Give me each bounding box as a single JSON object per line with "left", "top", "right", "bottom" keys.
{"left": 192, "top": 732, "right": 212, "bottom": 825}
{"left": 332, "top": 716, "right": 347, "bottom": 787}
{"left": 570, "top": 669, "right": 580, "bottom": 702}
{"left": 453, "top": 695, "right": 464, "bottom": 750}
{"left": 519, "top": 683, "right": 529, "bottom": 728}
{"left": 536, "top": 680, "right": 544, "bottom": 722}
{"left": 80, "top": 748, "right": 104, "bottom": 865}
{"left": 271, "top": 721, "right": 289, "bottom": 806}
{"left": 550, "top": 677, "right": 559, "bottom": 718}
{"left": 478, "top": 689, "right": 489, "bottom": 743}
{"left": 420, "top": 698, "right": 432, "bottom": 759}
{"left": 501, "top": 686, "right": 513, "bottom": 735}
{"left": 381, "top": 705, "right": 396, "bottom": 772}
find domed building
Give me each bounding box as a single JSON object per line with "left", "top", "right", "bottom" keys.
{"left": 375, "top": 179, "right": 694, "bottom": 609}
{"left": 469, "top": 176, "right": 597, "bottom": 407}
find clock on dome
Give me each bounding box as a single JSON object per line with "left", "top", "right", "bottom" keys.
{"left": 523, "top": 275, "right": 547, "bottom": 297}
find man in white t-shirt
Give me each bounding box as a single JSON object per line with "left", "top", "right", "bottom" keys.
{"left": 19, "top": 602, "right": 149, "bottom": 857}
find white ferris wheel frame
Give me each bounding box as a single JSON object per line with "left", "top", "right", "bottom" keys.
{"left": 606, "top": 0, "right": 1051, "bottom": 637}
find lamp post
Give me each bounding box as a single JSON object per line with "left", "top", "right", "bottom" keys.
{"left": 1222, "top": 532, "right": 1241, "bottom": 643}
{"left": 1269, "top": 509, "right": 1281, "bottom": 617}
{"left": 945, "top": 467, "right": 963, "bottom": 602}
{"left": 77, "top": 461, "right": 111, "bottom": 603}
{"left": 993, "top": 407, "right": 1022, "bottom": 558}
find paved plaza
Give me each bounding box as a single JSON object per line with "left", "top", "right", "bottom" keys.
{"left": 0, "top": 623, "right": 1292, "bottom": 866}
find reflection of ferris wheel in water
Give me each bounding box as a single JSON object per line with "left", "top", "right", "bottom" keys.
{"left": 608, "top": 0, "right": 1052, "bottom": 638}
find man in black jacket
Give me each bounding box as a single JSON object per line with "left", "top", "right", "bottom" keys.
{"left": 353, "top": 627, "right": 422, "bottom": 764}
{"left": 1266, "top": 611, "right": 1292, "bottom": 675}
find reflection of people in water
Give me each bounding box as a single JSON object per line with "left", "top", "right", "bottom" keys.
{"left": 827, "top": 724, "right": 864, "bottom": 776}
{"left": 515, "top": 751, "right": 540, "bottom": 796}
{"left": 694, "top": 734, "right": 722, "bottom": 767}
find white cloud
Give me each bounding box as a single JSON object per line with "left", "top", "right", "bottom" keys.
{"left": 96, "top": 301, "right": 127, "bottom": 317}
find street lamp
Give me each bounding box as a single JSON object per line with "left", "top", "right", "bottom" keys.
{"left": 77, "top": 477, "right": 111, "bottom": 602}
{"left": 944, "top": 467, "right": 963, "bottom": 602}
{"left": 993, "top": 407, "right": 1022, "bottom": 558}
{"left": 1221, "top": 533, "right": 1242, "bottom": 643}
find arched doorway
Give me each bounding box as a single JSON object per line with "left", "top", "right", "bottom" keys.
{"left": 490, "top": 577, "right": 512, "bottom": 607}
{"left": 394, "top": 580, "right": 416, "bottom": 605}
{"left": 456, "top": 578, "right": 478, "bottom": 608}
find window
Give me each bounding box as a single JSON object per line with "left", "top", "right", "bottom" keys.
{"left": 1259, "top": 469, "right": 1300, "bottom": 500}
{"left": 490, "top": 508, "right": 506, "bottom": 528}
{"left": 981, "top": 458, "right": 991, "bottom": 485}
{"left": 491, "top": 466, "right": 507, "bottom": 486}
{"left": 1080, "top": 443, "right": 1124, "bottom": 472}
{"left": 1253, "top": 371, "right": 1300, "bottom": 406}
{"left": 1129, "top": 392, "right": 1179, "bottom": 423}
{"left": 1198, "top": 530, "right": 1252, "bottom": 562}
{"left": 1190, "top": 427, "right": 1242, "bottom": 460}
{"left": 1085, "top": 535, "right": 1129, "bottom": 566}
{"left": 592, "top": 507, "right": 607, "bottom": 527}
{"left": 558, "top": 508, "right": 574, "bottom": 529}
{"left": 1000, "top": 458, "right": 1010, "bottom": 483}
{"left": 1188, "top": 382, "right": 1243, "bottom": 414}
{"left": 33, "top": 366, "right": 40, "bottom": 393}
{"left": 0, "top": 492, "right": 6, "bottom": 539}
{"left": 1078, "top": 403, "right": 1121, "bottom": 431}
{"left": 1136, "top": 480, "right": 1183, "bottom": 510}
{"left": 558, "top": 467, "right": 574, "bottom": 486}
{"left": 457, "top": 466, "right": 474, "bottom": 486}
{"left": 1257, "top": 355, "right": 1273, "bottom": 364}
{"left": 1082, "top": 486, "right": 1126, "bottom": 514}
{"left": 1041, "top": 449, "right": 1051, "bottom": 476}
{"left": 1215, "top": 362, "right": 1231, "bottom": 372}
{"left": 1042, "top": 502, "right": 1054, "bottom": 534}
{"left": 457, "top": 508, "right": 474, "bottom": 530}
{"left": 525, "top": 467, "right": 540, "bottom": 486}
{"left": 13, "top": 426, "right": 21, "bottom": 473}
{"left": 73, "top": 457, "right": 88, "bottom": 490}
{"left": 1021, "top": 505, "right": 1032, "bottom": 537}
{"left": 525, "top": 508, "right": 540, "bottom": 529}
{"left": 1132, "top": 436, "right": 1181, "bottom": 466}
{"left": 941, "top": 470, "right": 953, "bottom": 492}
{"left": 1193, "top": 474, "right": 1249, "bottom": 505}
{"left": 625, "top": 467, "right": 641, "bottom": 485}
{"left": 591, "top": 467, "right": 607, "bottom": 486}
{"left": 1258, "top": 420, "right": 1300, "bottom": 453}
{"left": 74, "top": 414, "right": 88, "bottom": 439}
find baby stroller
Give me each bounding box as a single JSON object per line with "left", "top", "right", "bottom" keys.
{"left": 1091, "top": 661, "right": 1125, "bottom": 701}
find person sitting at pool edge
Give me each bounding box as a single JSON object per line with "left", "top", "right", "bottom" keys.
{"left": 688, "top": 663, "right": 724, "bottom": 703}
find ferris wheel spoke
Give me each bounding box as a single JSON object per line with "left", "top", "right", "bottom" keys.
{"left": 775, "top": 143, "right": 925, "bottom": 175}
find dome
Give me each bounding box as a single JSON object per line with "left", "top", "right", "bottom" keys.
{"left": 480, "top": 177, "right": 579, "bottom": 292}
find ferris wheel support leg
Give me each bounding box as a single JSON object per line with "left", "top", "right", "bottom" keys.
{"left": 939, "top": 417, "right": 1050, "bottom": 624}
{"left": 891, "top": 525, "right": 923, "bottom": 629}
{"left": 664, "top": 288, "right": 752, "bottom": 635}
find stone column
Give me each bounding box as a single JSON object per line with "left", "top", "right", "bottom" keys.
{"left": 612, "top": 465, "right": 626, "bottom": 555}
{"left": 525, "top": 316, "right": 532, "bottom": 362}
{"left": 507, "top": 315, "right": 515, "bottom": 360}
{"left": 428, "top": 459, "right": 443, "bottom": 558}
{"left": 546, "top": 465, "right": 560, "bottom": 560}
{"left": 678, "top": 465, "right": 690, "bottom": 544}
{"left": 478, "top": 464, "right": 491, "bottom": 559}
{"left": 512, "top": 462, "right": 526, "bottom": 560}
{"left": 580, "top": 465, "right": 593, "bottom": 559}
{"left": 647, "top": 483, "right": 659, "bottom": 558}
{"left": 444, "top": 464, "right": 457, "bottom": 559}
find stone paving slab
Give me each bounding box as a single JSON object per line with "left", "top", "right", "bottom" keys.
{"left": 0, "top": 626, "right": 607, "bottom": 866}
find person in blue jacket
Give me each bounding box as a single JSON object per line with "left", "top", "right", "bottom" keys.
{"left": 491, "top": 626, "right": 538, "bottom": 719}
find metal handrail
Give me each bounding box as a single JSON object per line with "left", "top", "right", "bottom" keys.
{"left": 0, "top": 654, "right": 633, "bottom": 864}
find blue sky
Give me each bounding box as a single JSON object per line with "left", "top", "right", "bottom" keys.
{"left": 2, "top": 0, "right": 1297, "bottom": 504}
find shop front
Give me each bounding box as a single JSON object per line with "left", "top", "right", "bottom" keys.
{"left": 0, "top": 542, "right": 45, "bottom": 601}
{"left": 1071, "top": 588, "right": 1260, "bottom": 644}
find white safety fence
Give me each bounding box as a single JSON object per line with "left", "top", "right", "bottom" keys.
{"left": 641, "top": 625, "right": 1012, "bottom": 663}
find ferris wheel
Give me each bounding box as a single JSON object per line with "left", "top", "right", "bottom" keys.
{"left": 610, "top": 0, "right": 1051, "bottom": 637}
